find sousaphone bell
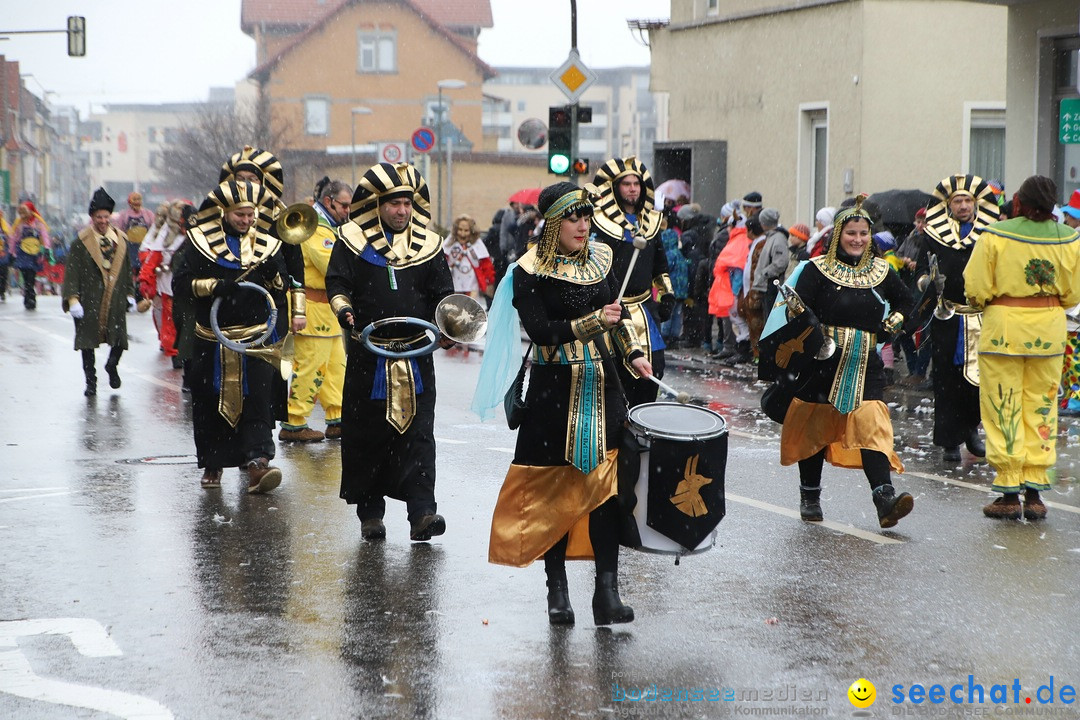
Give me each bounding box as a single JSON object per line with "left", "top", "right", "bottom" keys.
{"left": 275, "top": 203, "right": 319, "bottom": 245}
{"left": 357, "top": 295, "right": 488, "bottom": 359}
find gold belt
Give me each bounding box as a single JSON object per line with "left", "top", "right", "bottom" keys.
{"left": 621, "top": 289, "right": 650, "bottom": 305}
{"left": 194, "top": 322, "right": 269, "bottom": 428}
{"left": 534, "top": 336, "right": 611, "bottom": 365}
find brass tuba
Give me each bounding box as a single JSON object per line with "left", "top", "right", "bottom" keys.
{"left": 275, "top": 203, "right": 319, "bottom": 245}
{"left": 210, "top": 281, "right": 295, "bottom": 379}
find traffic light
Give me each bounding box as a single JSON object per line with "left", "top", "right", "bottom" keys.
{"left": 571, "top": 158, "right": 589, "bottom": 176}
{"left": 548, "top": 105, "right": 572, "bottom": 176}
{"left": 67, "top": 16, "right": 86, "bottom": 57}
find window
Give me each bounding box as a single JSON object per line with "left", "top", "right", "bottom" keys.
{"left": 706, "top": 0, "right": 719, "bottom": 14}
{"left": 517, "top": 100, "right": 526, "bottom": 111}
{"left": 305, "top": 97, "right": 330, "bottom": 136}
{"left": 162, "top": 127, "right": 180, "bottom": 144}
{"left": 357, "top": 29, "right": 397, "bottom": 73}
{"left": 797, "top": 105, "right": 829, "bottom": 223}
{"left": 1052, "top": 37, "right": 1080, "bottom": 200}
{"left": 963, "top": 104, "right": 1005, "bottom": 183}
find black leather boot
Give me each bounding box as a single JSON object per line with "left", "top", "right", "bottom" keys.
{"left": 592, "top": 572, "right": 634, "bottom": 626}
{"left": 546, "top": 570, "right": 574, "bottom": 625}
{"left": 965, "top": 430, "right": 985, "bottom": 458}
{"left": 873, "top": 484, "right": 914, "bottom": 528}
{"left": 799, "top": 484, "right": 823, "bottom": 521}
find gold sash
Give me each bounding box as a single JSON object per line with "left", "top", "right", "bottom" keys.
{"left": 368, "top": 333, "right": 428, "bottom": 434}
{"left": 195, "top": 323, "right": 269, "bottom": 427}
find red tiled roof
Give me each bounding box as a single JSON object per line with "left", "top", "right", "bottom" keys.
{"left": 249, "top": 0, "right": 495, "bottom": 81}
{"left": 241, "top": 0, "right": 491, "bottom": 33}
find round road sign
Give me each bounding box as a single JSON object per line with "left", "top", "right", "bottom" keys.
{"left": 411, "top": 127, "right": 436, "bottom": 153}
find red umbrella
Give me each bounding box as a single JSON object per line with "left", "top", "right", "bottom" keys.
{"left": 508, "top": 188, "right": 542, "bottom": 206}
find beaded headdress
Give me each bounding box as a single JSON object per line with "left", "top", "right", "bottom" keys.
{"left": 533, "top": 185, "right": 595, "bottom": 276}
{"left": 822, "top": 194, "right": 875, "bottom": 275}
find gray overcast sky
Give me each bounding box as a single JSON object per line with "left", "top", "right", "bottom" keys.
{"left": 2, "top": 0, "right": 660, "bottom": 113}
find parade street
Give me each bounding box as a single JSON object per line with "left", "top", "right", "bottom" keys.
{"left": 3, "top": 297, "right": 1080, "bottom": 720}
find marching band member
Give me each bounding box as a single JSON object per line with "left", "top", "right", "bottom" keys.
{"left": 769, "top": 196, "right": 915, "bottom": 528}
{"left": 965, "top": 176, "right": 1080, "bottom": 520}
{"left": 326, "top": 162, "right": 454, "bottom": 542}
{"left": 590, "top": 156, "right": 671, "bottom": 407}
{"left": 483, "top": 181, "right": 652, "bottom": 626}
{"left": 173, "top": 180, "right": 305, "bottom": 492}
{"left": 279, "top": 177, "right": 350, "bottom": 443}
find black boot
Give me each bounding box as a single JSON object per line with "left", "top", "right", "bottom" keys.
{"left": 546, "top": 569, "right": 575, "bottom": 625}
{"left": 105, "top": 362, "right": 121, "bottom": 389}
{"left": 873, "top": 484, "right": 914, "bottom": 528}
{"left": 965, "top": 430, "right": 985, "bottom": 458}
{"left": 592, "top": 572, "right": 634, "bottom": 626}
{"left": 799, "top": 484, "right": 823, "bottom": 521}
{"left": 81, "top": 350, "right": 97, "bottom": 397}
{"left": 943, "top": 446, "right": 961, "bottom": 463}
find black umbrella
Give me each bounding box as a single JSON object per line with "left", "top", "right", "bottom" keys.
{"left": 867, "top": 188, "right": 934, "bottom": 225}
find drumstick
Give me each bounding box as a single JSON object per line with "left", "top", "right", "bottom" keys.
{"left": 648, "top": 374, "right": 691, "bottom": 404}
{"left": 616, "top": 235, "right": 649, "bottom": 301}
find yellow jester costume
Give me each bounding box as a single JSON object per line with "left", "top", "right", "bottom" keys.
{"left": 964, "top": 216, "right": 1080, "bottom": 494}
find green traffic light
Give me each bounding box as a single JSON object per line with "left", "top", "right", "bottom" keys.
{"left": 549, "top": 154, "right": 570, "bottom": 174}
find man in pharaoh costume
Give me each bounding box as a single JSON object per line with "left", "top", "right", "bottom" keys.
{"left": 326, "top": 162, "right": 454, "bottom": 542}
{"left": 913, "top": 174, "right": 999, "bottom": 463}
{"left": 173, "top": 180, "right": 306, "bottom": 493}
{"left": 589, "top": 156, "right": 672, "bottom": 406}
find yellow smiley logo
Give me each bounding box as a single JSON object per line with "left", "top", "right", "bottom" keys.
{"left": 848, "top": 678, "right": 876, "bottom": 709}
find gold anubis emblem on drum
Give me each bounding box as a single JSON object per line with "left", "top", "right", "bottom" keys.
{"left": 670, "top": 455, "right": 712, "bottom": 517}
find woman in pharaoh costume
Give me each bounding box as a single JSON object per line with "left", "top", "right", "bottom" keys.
{"left": 480, "top": 181, "right": 653, "bottom": 626}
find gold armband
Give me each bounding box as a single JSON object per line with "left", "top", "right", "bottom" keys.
{"left": 289, "top": 288, "right": 307, "bottom": 317}
{"left": 330, "top": 294, "right": 352, "bottom": 315}
{"left": 653, "top": 273, "right": 674, "bottom": 299}
{"left": 571, "top": 308, "right": 611, "bottom": 342}
{"left": 192, "top": 278, "right": 218, "bottom": 298}
{"left": 883, "top": 311, "right": 904, "bottom": 334}
{"left": 611, "top": 320, "right": 643, "bottom": 366}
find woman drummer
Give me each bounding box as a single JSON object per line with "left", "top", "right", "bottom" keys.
{"left": 775, "top": 195, "right": 915, "bottom": 528}
{"left": 484, "top": 181, "right": 652, "bottom": 625}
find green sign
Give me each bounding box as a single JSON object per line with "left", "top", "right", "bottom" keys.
{"left": 0, "top": 169, "right": 8, "bottom": 206}
{"left": 1061, "top": 98, "right": 1080, "bottom": 144}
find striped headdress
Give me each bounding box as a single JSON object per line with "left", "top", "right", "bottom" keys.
{"left": 590, "top": 156, "right": 662, "bottom": 241}
{"left": 220, "top": 146, "right": 285, "bottom": 200}
{"left": 339, "top": 162, "right": 441, "bottom": 267}
{"left": 188, "top": 180, "right": 279, "bottom": 262}
{"left": 924, "top": 174, "right": 999, "bottom": 250}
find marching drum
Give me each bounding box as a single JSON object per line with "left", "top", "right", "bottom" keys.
{"left": 620, "top": 402, "right": 727, "bottom": 555}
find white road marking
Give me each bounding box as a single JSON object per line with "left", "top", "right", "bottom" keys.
{"left": 726, "top": 493, "right": 905, "bottom": 545}
{"left": 434, "top": 437, "right": 468, "bottom": 445}
{"left": 486, "top": 447, "right": 515, "bottom": 454}
{"left": 0, "top": 487, "right": 66, "bottom": 493}
{"left": 0, "top": 618, "right": 174, "bottom": 719}
{"left": 0, "top": 492, "right": 73, "bottom": 504}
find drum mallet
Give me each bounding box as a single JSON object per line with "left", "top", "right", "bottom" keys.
{"left": 616, "top": 235, "right": 649, "bottom": 301}
{"left": 648, "top": 374, "right": 691, "bottom": 404}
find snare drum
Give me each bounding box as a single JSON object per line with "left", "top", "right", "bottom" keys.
{"left": 620, "top": 402, "right": 727, "bottom": 555}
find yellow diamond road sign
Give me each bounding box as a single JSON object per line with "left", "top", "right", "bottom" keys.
{"left": 550, "top": 49, "right": 597, "bottom": 103}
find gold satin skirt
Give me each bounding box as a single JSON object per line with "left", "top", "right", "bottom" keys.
{"left": 488, "top": 449, "right": 618, "bottom": 568}
{"left": 780, "top": 398, "right": 903, "bottom": 473}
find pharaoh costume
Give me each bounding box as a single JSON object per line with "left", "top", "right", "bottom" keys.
{"left": 964, "top": 213, "right": 1080, "bottom": 497}
{"left": 915, "top": 175, "right": 999, "bottom": 453}
{"left": 62, "top": 188, "right": 135, "bottom": 395}
{"left": 590, "top": 157, "right": 671, "bottom": 407}
{"left": 768, "top": 198, "right": 914, "bottom": 527}
{"left": 282, "top": 195, "right": 346, "bottom": 439}
{"left": 486, "top": 186, "right": 643, "bottom": 568}
{"left": 172, "top": 181, "right": 299, "bottom": 482}
{"left": 325, "top": 162, "right": 453, "bottom": 524}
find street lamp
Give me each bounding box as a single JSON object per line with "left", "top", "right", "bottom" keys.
{"left": 350, "top": 106, "right": 372, "bottom": 187}
{"left": 436, "top": 78, "right": 466, "bottom": 229}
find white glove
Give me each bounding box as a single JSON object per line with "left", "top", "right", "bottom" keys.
{"left": 69, "top": 301, "right": 84, "bottom": 320}
{"left": 127, "top": 296, "right": 136, "bottom": 313}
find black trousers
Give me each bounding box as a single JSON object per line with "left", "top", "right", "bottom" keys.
{"left": 544, "top": 497, "right": 621, "bottom": 576}
{"left": 81, "top": 346, "right": 123, "bottom": 385}
{"left": 20, "top": 268, "right": 37, "bottom": 308}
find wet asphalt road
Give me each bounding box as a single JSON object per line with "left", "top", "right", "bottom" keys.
{"left": 2, "top": 295, "right": 1080, "bottom": 719}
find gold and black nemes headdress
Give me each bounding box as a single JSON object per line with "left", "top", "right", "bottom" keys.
{"left": 339, "top": 162, "right": 440, "bottom": 267}
{"left": 590, "top": 156, "right": 662, "bottom": 241}
{"left": 924, "top": 174, "right": 998, "bottom": 250}
{"left": 188, "top": 180, "right": 278, "bottom": 262}
{"left": 220, "top": 146, "right": 285, "bottom": 200}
